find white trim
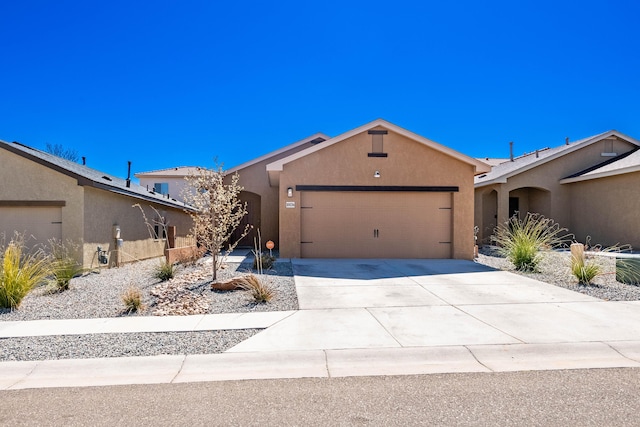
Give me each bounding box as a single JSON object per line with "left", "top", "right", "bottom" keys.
{"left": 266, "top": 119, "right": 491, "bottom": 174}
{"left": 560, "top": 165, "right": 640, "bottom": 184}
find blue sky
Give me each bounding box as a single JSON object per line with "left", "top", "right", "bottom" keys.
{"left": 1, "top": 0, "right": 639, "bottom": 179}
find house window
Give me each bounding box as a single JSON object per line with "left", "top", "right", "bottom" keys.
{"left": 153, "top": 182, "right": 169, "bottom": 195}
{"left": 368, "top": 130, "right": 388, "bottom": 157}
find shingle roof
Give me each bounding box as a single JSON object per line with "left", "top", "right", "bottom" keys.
{"left": 0, "top": 140, "right": 192, "bottom": 210}
{"left": 474, "top": 130, "right": 640, "bottom": 187}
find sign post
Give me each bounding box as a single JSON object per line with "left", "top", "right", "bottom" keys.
{"left": 266, "top": 240, "right": 275, "bottom": 257}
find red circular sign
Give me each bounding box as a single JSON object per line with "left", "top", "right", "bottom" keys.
{"left": 266, "top": 240, "right": 275, "bottom": 250}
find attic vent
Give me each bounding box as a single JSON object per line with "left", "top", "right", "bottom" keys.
{"left": 602, "top": 138, "right": 617, "bottom": 157}
{"left": 309, "top": 137, "right": 325, "bottom": 145}
{"left": 102, "top": 175, "right": 112, "bottom": 181}
{"left": 367, "top": 130, "right": 388, "bottom": 157}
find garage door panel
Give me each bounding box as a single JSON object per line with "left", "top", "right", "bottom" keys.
{"left": 301, "top": 192, "right": 452, "bottom": 258}
{"left": 0, "top": 207, "right": 62, "bottom": 246}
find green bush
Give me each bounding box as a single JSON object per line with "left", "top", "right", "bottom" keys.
{"left": 492, "top": 212, "right": 572, "bottom": 272}
{"left": 616, "top": 258, "right": 640, "bottom": 285}
{"left": 49, "top": 239, "right": 85, "bottom": 292}
{"left": 252, "top": 253, "right": 276, "bottom": 271}
{"left": 571, "top": 256, "right": 601, "bottom": 285}
{"left": 0, "top": 240, "right": 51, "bottom": 309}
{"left": 154, "top": 260, "right": 176, "bottom": 281}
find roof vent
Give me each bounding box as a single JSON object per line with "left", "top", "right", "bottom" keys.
{"left": 509, "top": 141, "right": 514, "bottom": 161}
{"left": 566, "top": 137, "right": 570, "bottom": 145}
{"left": 102, "top": 175, "right": 112, "bottom": 181}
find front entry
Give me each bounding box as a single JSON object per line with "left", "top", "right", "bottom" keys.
{"left": 300, "top": 191, "right": 452, "bottom": 258}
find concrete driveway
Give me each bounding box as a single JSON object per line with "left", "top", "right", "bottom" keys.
{"left": 228, "top": 258, "right": 640, "bottom": 374}
{"left": 4, "top": 258, "right": 640, "bottom": 389}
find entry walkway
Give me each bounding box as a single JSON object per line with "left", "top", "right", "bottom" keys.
{"left": 2, "top": 259, "right": 640, "bottom": 390}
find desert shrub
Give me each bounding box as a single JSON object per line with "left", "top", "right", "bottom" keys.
{"left": 154, "top": 260, "right": 176, "bottom": 281}
{"left": 253, "top": 253, "right": 276, "bottom": 271}
{"left": 121, "top": 286, "right": 145, "bottom": 314}
{"left": 49, "top": 239, "right": 85, "bottom": 292}
{"left": 616, "top": 259, "right": 640, "bottom": 285}
{"left": 571, "top": 256, "right": 601, "bottom": 285}
{"left": 492, "top": 212, "right": 572, "bottom": 272}
{"left": 239, "top": 274, "right": 274, "bottom": 303}
{"left": 0, "top": 238, "right": 51, "bottom": 309}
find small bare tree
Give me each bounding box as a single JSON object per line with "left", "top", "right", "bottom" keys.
{"left": 45, "top": 143, "right": 79, "bottom": 162}
{"left": 183, "top": 166, "right": 248, "bottom": 281}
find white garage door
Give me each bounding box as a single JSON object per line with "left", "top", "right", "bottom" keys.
{"left": 300, "top": 191, "right": 452, "bottom": 258}
{"left": 0, "top": 206, "right": 62, "bottom": 247}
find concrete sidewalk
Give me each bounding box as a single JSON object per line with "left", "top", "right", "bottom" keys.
{"left": 2, "top": 258, "right": 640, "bottom": 390}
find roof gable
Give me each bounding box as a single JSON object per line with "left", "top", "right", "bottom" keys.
{"left": 0, "top": 140, "right": 191, "bottom": 210}
{"left": 225, "top": 132, "right": 330, "bottom": 175}
{"left": 266, "top": 119, "right": 490, "bottom": 185}
{"left": 475, "top": 130, "right": 640, "bottom": 188}
{"left": 560, "top": 147, "right": 640, "bottom": 183}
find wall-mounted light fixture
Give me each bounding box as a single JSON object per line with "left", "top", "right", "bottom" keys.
{"left": 374, "top": 170, "right": 381, "bottom": 178}
{"left": 287, "top": 187, "right": 293, "bottom": 197}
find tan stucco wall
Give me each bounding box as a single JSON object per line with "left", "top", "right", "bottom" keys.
{"left": 0, "top": 148, "right": 84, "bottom": 249}
{"left": 474, "top": 137, "right": 638, "bottom": 242}
{"left": 225, "top": 141, "right": 322, "bottom": 248}
{"left": 567, "top": 172, "right": 640, "bottom": 249}
{"left": 277, "top": 127, "right": 476, "bottom": 259}
{"left": 82, "top": 187, "right": 193, "bottom": 268}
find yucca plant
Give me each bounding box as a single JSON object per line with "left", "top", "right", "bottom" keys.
{"left": 0, "top": 240, "right": 51, "bottom": 309}
{"left": 49, "top": 239, "right": 85, "bottom": 292}
{"left": 239, "top": 274, "right": 274, "bottom": 303}
{"left": 492, "top": 212, "right": 572, "bottom": 272}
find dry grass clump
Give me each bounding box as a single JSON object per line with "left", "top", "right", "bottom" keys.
{"left": 211, "top": 273, "right": 274, "bottom": 303}
{"left": 121, "top": 286, "right": 145, "bottom": 314}
{"left": 239, "top": 274, "right": 274, "bottom": 303}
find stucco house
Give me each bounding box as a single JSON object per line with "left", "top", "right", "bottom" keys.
{"left": 474, "top": 130, "right": 640, "bottom": 248}
{"left": 225, "top": 119, "right": 490, "bottom": 259}
{"left": 135, "top": 166, "right": 200, "bottom": 203}
{"left": 0, "top": 140, "right": 193, "bottom": 268}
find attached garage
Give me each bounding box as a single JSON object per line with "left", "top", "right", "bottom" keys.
{"left": 0, "top": 203, "right": 63, "bottom": 246}
{"left": 300, "top": 189, "right": 453, "bottom": 258}
{"left": 264, "top": 119, "right": 489, "bottom": 260}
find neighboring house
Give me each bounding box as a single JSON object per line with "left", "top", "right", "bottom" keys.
{"left": 474, "top": 130, "right": 640, "bottom": 248}
{"left": 135, "top": 166, "right": 200, "bottom": 203}
{"left": 229, "top": 119, "right": 490, "bottom": 259}
{"left": 0, "top": 140, "right": 193, "bottom": 268}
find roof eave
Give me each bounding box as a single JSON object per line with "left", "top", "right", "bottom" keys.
{"left": 560, "top": 165, "right": 640, "bottom": 184}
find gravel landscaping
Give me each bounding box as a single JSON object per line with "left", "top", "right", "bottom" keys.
{"left": 0, "top": 254, "right": 296, "bottom": 361}
{"left": 2, "top": 248, "right": 639, "bottom": 362}
{"left": 477, "top": 246, "right": 640, "bottom": 301}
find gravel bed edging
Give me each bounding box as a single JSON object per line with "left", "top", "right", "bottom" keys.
{"left": 476, "top": 246, "right": 640, "bottom": 301}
